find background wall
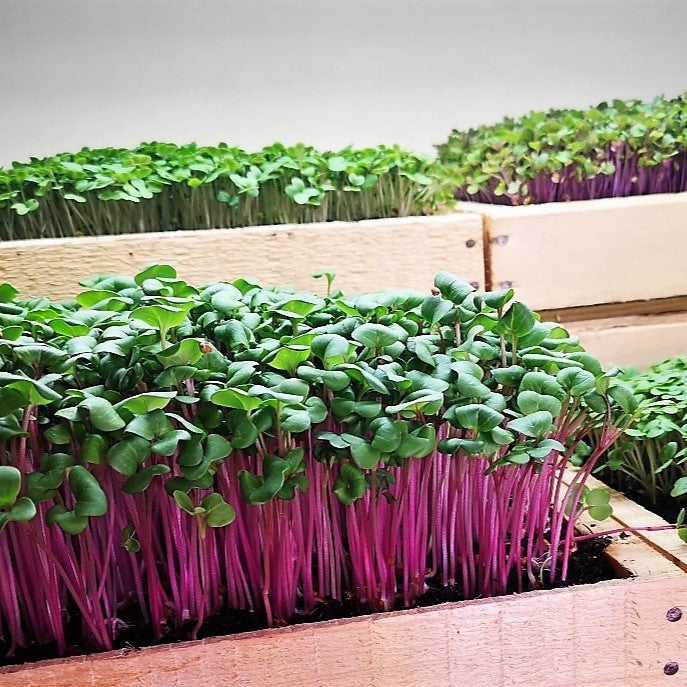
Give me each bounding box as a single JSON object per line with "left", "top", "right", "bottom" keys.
{"left": 1, "top": 0, "right": 686, "bottom": 165}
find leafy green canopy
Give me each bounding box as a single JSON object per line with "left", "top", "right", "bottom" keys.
{"left": 0, "top": 143, "right": 449, "bottom": 240}
{"left": 438, "top": 92, "right": 687, "bottom": 205}
{"left": 599, "top": 356, "right": 687, "bottom": 507}
{"left": 0, "top": 266, "right": 632, "bottom": 533}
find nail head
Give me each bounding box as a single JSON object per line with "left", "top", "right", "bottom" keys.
{"left": 667, "top": 607, "right": 683, "bottom": 622}
{"left": 664, "top": 662, "right": 679, "bottom": 676}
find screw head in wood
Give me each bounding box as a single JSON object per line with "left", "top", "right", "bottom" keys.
{"left": 465, "top": 239, "right": 476, "bottom": 248}
{"left": 469, "top": 281, "right": 479, "bottom": 289}
{"left": 664, "top": 662, "right": 679, "bottom": 675}
{"left": 667, "top": 607, "right": 683, "bottom": 622}
{"left": 494, "top": 235, "right": 509, "bottom": 246}
{"left": 500, "top": 281, "right": 513, "bottom": 289}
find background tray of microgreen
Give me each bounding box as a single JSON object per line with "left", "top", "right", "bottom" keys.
{"left": 0, "top": 142, "right": 485, "bottom": 298}
{"left": 440, "top": 92, "right": 687, "bottom": 335}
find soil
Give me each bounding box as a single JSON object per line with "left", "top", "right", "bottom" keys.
{"left": 1, "top": 538, "right": 615, "bottom": 668}
{"left": 596, "top": 473, "right": 680, "bottom": 523}
{"left": 624, "top": 491, "right": 680, "bottom": 523}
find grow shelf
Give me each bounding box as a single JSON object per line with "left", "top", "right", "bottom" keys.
{"left": 2, "top": 478, "right": 685, "bottom": 687}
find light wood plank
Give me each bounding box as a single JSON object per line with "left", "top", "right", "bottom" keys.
{"left": 0, "top": 214, "right": 484, "bottom": 300}
{"left": 540, "top": 295, "right": 687, "bottom": 323}
{"left": 3, "top": 574, "right": 686, "bottom": 687}
{"left": 566, "top": 312, "right": 687, "bottom": 369}
{"left": 461, "top": 192, "right": 687, "bottom": 310}
{"left": 561, "top": 469, "right": 683, "bottom": 579}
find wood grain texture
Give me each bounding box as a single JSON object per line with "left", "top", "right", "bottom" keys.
{"left": 540, "top": 295, "right": 687, "bottom": 324}
{"left": 461, "top": 192, "right": 687, "bottom": 310}
{"left": 566, "top": 311, "right": 687, "bottom": 369}
{"left": 0, "top": 214, "right": 484, "bottom": 300}
{"left": 3, "top": 576, "right": 686, "bottom": 687}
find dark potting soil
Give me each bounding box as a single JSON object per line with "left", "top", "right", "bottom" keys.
{"left": 621, "top": 490, "right": 680, "bottom": 524}
{"left": 594, "top": 471, "right": 681, "bottom": 523}
{"left": 597, "top": 474, "right": 680, "bottom": 523}
{"left": 1, "top": 537, "right": 616, "bottom": 668}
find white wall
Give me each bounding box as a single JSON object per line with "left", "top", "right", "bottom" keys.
{"left": 1, "top": 0, "right": 686, "bottom": 165}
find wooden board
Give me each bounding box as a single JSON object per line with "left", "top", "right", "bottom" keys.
{"left": 0, "top": 214, "right": 485, "bottom": 300}
{"left": 460, "top": 192, "right": 687, "bottom": 311}
{"left": 562, "top": 469, "right": 687, "bottom": 579}
{"left": 2, "top": 476, "right": 686, "bottom": 687}
{"left": 566, "top": 311, "right": 687, "bottom": 369}
{"left": 566, "top": 471, "right": 687, "bottom": 572}
{"left": 2, "top": 576, "right": 686, "bottom": 687}
{"left": 540, "top": 295, "right": 687, "bottom": 324}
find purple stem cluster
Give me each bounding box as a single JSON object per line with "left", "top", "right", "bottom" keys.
{"left": 456, "top": 147, "right": 687, "bottom": 205}
{"left": 0, "top": 407, "right": 616, "bottom": 658}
